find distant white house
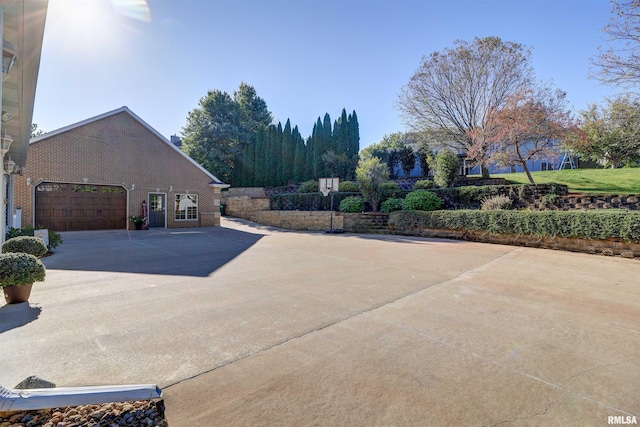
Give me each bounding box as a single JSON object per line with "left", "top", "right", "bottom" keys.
{"left": 394, "top": 139, "right": 575, "bottom": 177}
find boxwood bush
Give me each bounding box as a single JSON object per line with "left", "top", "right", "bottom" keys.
{"left": 3, "top": 236, "right": 48, "bottom": 257}
{"left": 413, "top": 179, "right": 436, "bottom": 190}
{"left": 389, "top": 209, "right": 640, "bottom": 242}
{"left": 338, "top": 181, "right": 360, "bottom": 192}
{"left": 402, "top": 190, "right": 443, "bottom": 211}
{"left": 381, "top": 198, "right": 405, "bottom": 213}
{"left": 6, "top": 226, "right": 63, "bottom": 251}
{"left": 299, "top": 180, "right": 319, "bottom": 193}
{"left": 0, "top": 253, "right": 46, "bottom": 286}
{"left": 339, "top": 196, "right": 365, "bottom": 213}
{"left": 380, "top": 181, "right": 401, "bottom": 202}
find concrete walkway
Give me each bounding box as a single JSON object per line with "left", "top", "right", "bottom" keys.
{"left": 1, "top": 218, "right": 638, "bottom": 426}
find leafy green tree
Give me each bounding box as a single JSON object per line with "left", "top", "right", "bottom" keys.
{"left": 182, "top": 83, "right": 271, "bottom": 185}
{"left": 397, "top": 37, "right": 534, "bottom": 178}
{"left": 182, "top": 90, "right": 241, "bottom": 183}
{"left": 356, "top": 157, "right": 389, "bottom": 212}
{"left": 566, "top": 95, "right": 640, "bottom": 168}
{"left": 430, "top": 149, "right": 460, "bottom": 188}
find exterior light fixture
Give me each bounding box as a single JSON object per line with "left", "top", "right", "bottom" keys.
{"left": 3, "top": 158, "right": 15, "bottom": 174}
{"left": 2, "top": 39, "right": 17, "bottom": 81}
{"left": 1, "top": 133, "right": 12, "bottom": 156}
{"left": 1, "top": 111, "right": 13, "bottom": 123}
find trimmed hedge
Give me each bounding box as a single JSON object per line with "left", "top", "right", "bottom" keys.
{"left": 389, "top": 209, "right": 640, "bottom": 242}
{"left": 270, "top": 192, "right": 361, "bottom": 211}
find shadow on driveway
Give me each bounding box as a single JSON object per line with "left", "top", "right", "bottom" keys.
{"left": 41, "top": 226, "right": 263, "bottom": 277}
{"left": 0, "top": 303, "right": 42, "bottom": 334}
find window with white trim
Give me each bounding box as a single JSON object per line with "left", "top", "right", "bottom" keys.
{"left": 175, "top": 194, "right": 198, "bottom": 220}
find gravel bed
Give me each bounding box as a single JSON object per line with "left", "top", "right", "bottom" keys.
{"left": 0, "top": 400, "right": 167, "bottom": 426}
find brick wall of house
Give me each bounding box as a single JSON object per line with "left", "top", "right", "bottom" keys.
{"left": 14, "top": 110, "right": 223, "bottom": 229}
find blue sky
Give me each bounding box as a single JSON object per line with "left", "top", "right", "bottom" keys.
{"left": 33, "top": 0, "right": 618, "bottom": 150}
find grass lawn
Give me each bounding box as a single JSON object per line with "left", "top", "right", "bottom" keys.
{"left": 489, "top": 168, "right": 640, "bottom": 194}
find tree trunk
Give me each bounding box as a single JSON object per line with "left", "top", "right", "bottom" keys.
{"left": 481, "top": 164, "right": 491, "bottom": 179}
{"left": 523, "top": 163, "right": 536, "bottom": 184}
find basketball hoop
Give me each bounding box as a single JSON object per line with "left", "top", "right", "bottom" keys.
{"left": 319, "top": 178, "right": 339, "bottom": 197}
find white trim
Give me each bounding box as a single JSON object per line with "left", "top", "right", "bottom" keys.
{"left": 29, "top": 106, "right": 230, "bottom": 187}
{"left": 174, "top": 193, "right": 199, "bottom": 221}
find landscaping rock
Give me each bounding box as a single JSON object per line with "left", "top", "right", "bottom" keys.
{"left": 0, "top": 400, "right": 166, "bottom": 426}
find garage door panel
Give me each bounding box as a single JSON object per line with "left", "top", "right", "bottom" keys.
{"left": 35, "top": 183, "right": 127, "bottom": 231}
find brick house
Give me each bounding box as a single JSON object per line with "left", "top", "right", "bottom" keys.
{"left": 14, "top": 106, "right": 229, "bottom": 231}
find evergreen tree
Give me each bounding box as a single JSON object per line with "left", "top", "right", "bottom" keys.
{"left": 306, "top": 129, "right": 315, "bottom": 180}
{"left": 312, "top": 119, "right": 324, "bottom": 179}
{"left": 281, "top": 119, "right": 294, "bottom": 183}
{"left": 293, "top": 126, "right": 306, "bottom": 182}
{"left": 254, "top": 126, "right": 266, "bottom": 186}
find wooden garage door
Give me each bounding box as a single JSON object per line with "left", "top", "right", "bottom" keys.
{"left": 35, "top": 183, "right": 127, "bottom": 231}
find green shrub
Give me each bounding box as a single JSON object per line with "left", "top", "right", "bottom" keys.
{"left": 432, "top": 149, "right": 459, "bottom": 188}
{"left": 6, "top": 227, "right": 63, "bottom": 251}
{"left": 338, "top": 181, "right": 359, "bottom": 192}
{"left": 299, "top": 180, "right": 319, "bottom": 193}
{"left": 0, "top": 253, "right": 46, "bottom": 286}
{"left": 413, "top": 179, "right": 436, "bottom": 190}
{"left": 270, "top": 192, "right": 361, "bottom": 211}
{"left": 402, "top": 190, "right": 443, "bottom": 211}
{"left": 380, "top": 181, "right": 401, "bottom": 202}
{"left": 3, "top": 236, "right": 48, "bottom": 257}
{"left": 339, "top": 196, "right": 365, "bottom": 213}
{"left": 381, "top": 198, "right": 405, "bottom": 213}
{"left": 388, "top": 210, "right": 640, "bottom": 242}
{"left": 481, "top": 195, "right": 512, "bottom": 211}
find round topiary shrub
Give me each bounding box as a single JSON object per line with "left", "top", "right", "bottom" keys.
{"left": 380, "top": 198, "right": 405, "bottom": 213}
{"left": 0, "top": 253, "right": 46, "bottom": 286}
{"left": 338, "top": 181, "right": 359, "bottom": 192}
{"left": 2, "top": 236, "right": 48, "bottom": 257}
{"left": 380, "top": 181, "right": 401, "bottom": 201}
{"left": 299, "top": 180, "right": 319, "bottom": 193}
{"left": 402, "top": 190, "right": 443, "bottom": 211}
{"left": 339, "top": 196, "right": 365, "bottom": 213}
{"left": 413, "top": 179, "right": 436, "bottom": 190}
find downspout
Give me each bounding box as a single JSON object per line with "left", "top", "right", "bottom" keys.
{"left": 0, "top": 383, "right": 162, "bottom": 412}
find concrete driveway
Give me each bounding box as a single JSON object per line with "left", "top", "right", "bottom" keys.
{"left": 1, "top": 218, "right": 639, "bottom": 426}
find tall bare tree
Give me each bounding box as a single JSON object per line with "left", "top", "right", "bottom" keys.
{"left": 397, "top": 36, "right": 534, "bottom": 178}
{"left": 592, "top": 0, "right": 640, "bottom": 88}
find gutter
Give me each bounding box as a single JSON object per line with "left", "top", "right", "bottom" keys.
{"left": 0, "top": 383, "right": 163, "bottom": 412}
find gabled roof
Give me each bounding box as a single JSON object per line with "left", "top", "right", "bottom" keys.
{"left": 30, "top": 106, "right": 230, "bottom": 188}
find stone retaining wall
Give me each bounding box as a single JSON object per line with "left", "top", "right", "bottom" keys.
{"left": 540, "top": 194, "right": 640, "bottom": 211}
{"left": 388, "top": 226, "right": 640, "bottom": 258}
{"left": 239, "top": 210, "right": 344, "bottom": 231}
{"left": 224, "top": 196, "right": 270, "bottom": 217}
